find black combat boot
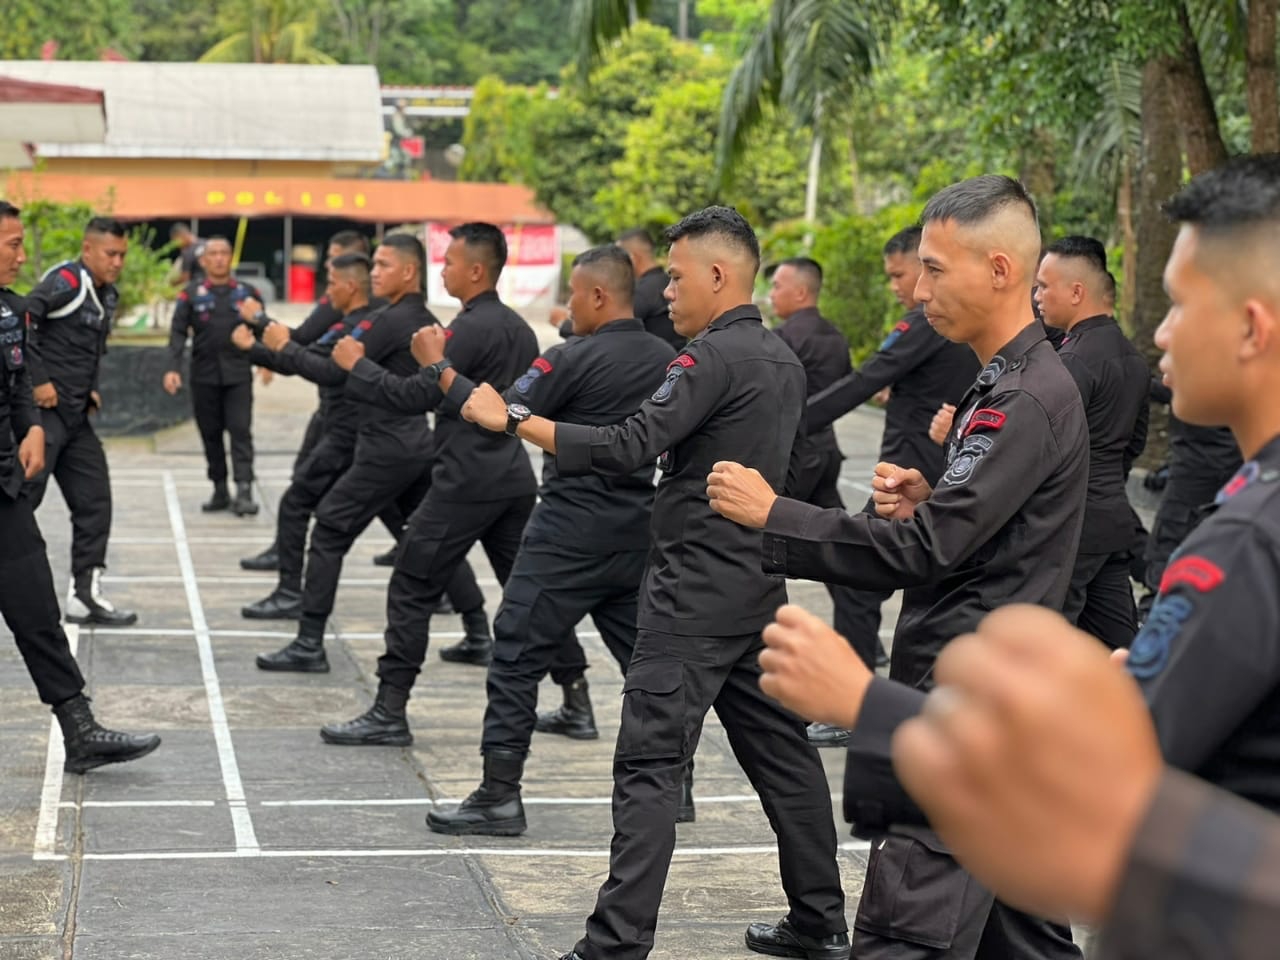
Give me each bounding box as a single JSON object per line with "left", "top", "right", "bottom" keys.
{"left": 54, "top": 695, "right": 161, "bottom": 774}
{"left": 534, "top": 676, "right": 598, "bottom": 740}
{"left": 372, "top": 545, "right": 398, "bottom": 567}
{"left": 438, "top": 606, "right": 492, "bottom": 666}
{"left": 744, "top": 916, "right": 850, "bottom": 959}
{"left": 425, "top": 749, "right": 527, "bottom": 836}
{"left": 65, "top": 568, "right": 138, "bottom": 627}
{"left": 232, "top": 483, "right": 259, "bottom": 517}
{"left": 242, "top": 585, "right": 303, "bottom": 620}
{"left": 806, "top": 722, "right": 850, "bottom": 748}
{"left": 240, "top": 542, "right": 280, "bottom": 571}
{"left": 256, "top": 629, "right": 327, "bottom": 672}
{"left": 677, "top": 763, "right": 696, "bottom": 823}
{"left": 201, "top": 482, "right": 230, "bottom": 512}
{"left": 320, "top": 683, "right": 412, "bottom": 745}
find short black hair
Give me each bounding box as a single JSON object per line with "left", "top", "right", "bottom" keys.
{"left": 664, "top": 206, "right": 760, "bottom": 273}
{"left": 329, "top": 252, "right": 371, "bottom": 293}
{"left": 777, "top": 256, "right": 822, "bottom": 295}
{"left": 1044, "top": 235, "right": 1108, "bottom": 275}
{"left": 86, "top": 217, "right": 125, "bottom": 239}
{"left": 0, "top": 201, "right": 20, "bottom": 221}
{"left": 170, "top": 222, "right": 192, "bottom": 238}
{"left": 1163, "top": 153, "right": 1280, "bottom": 235}
{"left": 883, "top": 225, "right": 922, "bottom": 257}
{"left": 379, "top": 233, "right": 426, "bottom": 289}
{"left": 448, "top": 222, "right": 507, "bottom": 281}
{"left": 573, "top": 244, "right": 635, "bottom": 303}
{"left": 616, "top": 228, "right": 656, "bottom": 253}
{"left": 202, "top": 235, "right": 231, "bottom": 249}
{"left": 922, "top": 175, "right": 1038, "bottom": 230}
{"left": 329, "top": 230, "right": 369, "bottom": 254}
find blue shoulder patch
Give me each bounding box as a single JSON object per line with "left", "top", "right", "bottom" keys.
{"left": 1128, "top": 594, "right": 1194, "bottom": 680}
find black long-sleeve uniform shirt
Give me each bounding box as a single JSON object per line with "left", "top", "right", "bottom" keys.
{"left": 0, "top": 289, "right": 40, "bottom": 498}
{"left": 167, "top": 278, "right": 262, "bottom": 385}
{"left": 775, "top": 307, "right": 851, "bottom": 457}
{"left": 634, "top": 266, "right": 682, "bottom": 349}
{"left": 506, "top": 317, "right": 674, "bottom": 553}
{"left": 805, "top": 305, "right": 978, "bottom": 484}
{"left": 24, "top": 260, "right": 117, "bottom": 418}
{"left": 345, "top": 289, "right": 537, "bottom": 502}
{"left": 1055, "top": 314, "right": 1150, "bottom": 554}
{"left": 555, "top": 304, "right": 805, "bottom": 637}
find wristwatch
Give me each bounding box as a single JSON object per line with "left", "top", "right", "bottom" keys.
{"left": 505, "top": 402, "right": 532, "bottom": 436}
{"left": 423, "top": 357, "right": 453, "bottom": 383}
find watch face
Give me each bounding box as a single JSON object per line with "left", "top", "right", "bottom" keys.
{"left": 508, "top": 403, "right": 531, "bottom": 419}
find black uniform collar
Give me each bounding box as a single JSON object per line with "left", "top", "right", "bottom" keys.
{"left": 641, "top": 265, "right": 666, "bottom": 280}
{"left": 461, "top": 289, "right": 499, "bottom": 312}
{"left": 972, "top": 321, "right": 1046, "bottom": 391}
{"left": 76, "top": 258, "right": 116, "bottom": 296}
{"left": 706, "top": 303, "right": 763, "bottom": 332}
{"left": 592, "top": 317, "right": 644, "bottom": 336}
{"left": 786, "top": 306, "right": 823, "bottom": 324}
{"left": 1063, "top": 314, "right": 1115, "bottom": 338}
{"left": 1215, "top": 434, "right": 1280, "bottom": 505}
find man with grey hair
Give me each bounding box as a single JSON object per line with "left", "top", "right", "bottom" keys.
{"left": 709, "top": 175, "right": 1089, "bottom": 958}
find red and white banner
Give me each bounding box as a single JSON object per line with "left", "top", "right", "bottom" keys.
{"left": 425, "top": 222, "right": 560, "bottom": 310}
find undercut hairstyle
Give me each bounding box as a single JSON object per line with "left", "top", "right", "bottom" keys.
{"left": 922, "top": 174, "right": 1039, "bottom": 231}
{"left": 1163, "top": 153, "right": 1280, "bottom": 234}
{"left": 329, "top": 229, "right": 369, "bottom": 254}
{"left": 0, "top": 200, "right": 20, "bottom": 222}
{"left": 329, "top": 252, "right": 371, "bottom": 293}
{"left": 169, "top": 222, "right": 192, "bottom": 238}
{"left": 202, "top": 235, "right": 231, "bottom": 250}
{"left": 86, "top": 217, "right": 126, "bottom": 239}
{"left": 1103, "top": 271, "right": 1118, "bottom": 305}
{"left": 665, "top": 206, "right": 760, "bottom": 274}
{"left": 449, "top": 221, "right": 507, "bottom": 281}
{"left": 1045, "top": 235, "right": 1108, "bottom": 276}
{"left": 380, "top": 233, "right": 427, "bottom": 290}
{"left": 779, "top": 256, "right": 823, "bottom": 295}
{"left": 883, "top": 225, "right": 922, "bottom": 257}
{"left": 616, "top": 228, "right": 656, "bottom": 253}
{"left": 574, "top": 244, "right": 635, "bottom": 303}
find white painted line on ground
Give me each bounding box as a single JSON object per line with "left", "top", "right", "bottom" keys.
{"left": 838, "top": 477, "right": 874, "bottom": 496}
{"left": 32, "top": 623, "right": 76, "bottom": 861}
{"left": 79, "top": 839, "right": 871, "bottom": 862}
{"left": 100, "top": 575, "right": 511, "bottom": 588}
{"left": 59, "top": 800, "right": 217, "bottom": 808}
{"left": 260, "top": 793, "right": 767, "bottom": 808}
{"left": 164, "top": 470, "right": 259, "bottom": 855}
{"left": 86, "top": 627, "right": 604, "bottom": 642}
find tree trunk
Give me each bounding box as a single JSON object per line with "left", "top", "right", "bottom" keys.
{"left": 1133, "top": 58, "right": 1184, "bottom": 467}
{"left": 1248, "top": 0, "right": 1280, "bottom": 152}
{"left": 1118, "top": 152, "right": 1137, "bottom": 327}
{"left": 1018, "top": 128, "right": 1056, "bottom": 237}
{"left": 1166, "top": 1, "right": 1229, "bottom": 174}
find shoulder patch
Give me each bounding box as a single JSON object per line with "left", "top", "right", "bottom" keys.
{"left": 56, "top": 267, "right": 80, "bottom": 291}
{"left": 1159, "top": 555, "right": 1225, "bottom": 595}
{"left": 532, "top": 357, "right": 553, "bottom": 374}
{"left": 976, "top": 356, "right": 1007, "bottom": 387}
{"left": 668, "top": 353, "right": 696, "bottom": 370}
{"left": 878, "top": 321, "right": 911, "bottom": 351}
{"left": 962, "top": 408, "right": 1006, "bottom": 437}
{"left": 1217, "top": 461, "right": 1260, "bottom": 504}
{"left": 652, "top": 364, "right": 686, "bottom": 403}
{"left": 940, "top": 434, "right": 994, "bottom": 486}
{"left": 1128, "top": 595, "right": 1194, "bottom": 680}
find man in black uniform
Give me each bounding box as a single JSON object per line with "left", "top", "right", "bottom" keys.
{"left": 316, "top": 222, "right": 542, "bottom": 744}
{"left": 427, "top": 244, "right": 676, "bottom": 836}
{"left": 164, "top": 236, "right": 262, "bottom": 516}
{"left": 253, "top": 235, "right": 486, "bottom": 673}
{"left": 0, "top": 201, "right": 161, "bottom": 774}
{"left": 617, "top": 227, "right": 683, "bottom": 348}
{"left": 709, "top": 176, "right": 1087, "bottom": 960}
{"left": 168, "top": 223, "right": 205, "bottom": 288}
{"left": 462, "top": 206, "right": 848, "bottom": 960}
{"left": 1035, "top": 236, "right": 1149, "bottom": 648}
{"left": 23, "top": 217, "right": 136, "bottom": 626}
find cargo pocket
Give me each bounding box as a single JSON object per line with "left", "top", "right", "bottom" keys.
{"left": 614, "top": 658, "right": 687, "bottom": 763}
{"left": 491, "top": 577, "right": 540, "bottom": 665}
{"left": 395, "top": 519, "right": 451, "bottom": 579}
{"left": 854, "top": 831, "right": 972, "bottom": 949}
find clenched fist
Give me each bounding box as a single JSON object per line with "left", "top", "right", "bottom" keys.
{"left": 412, "top": 325, "right": 447, "bottom": 367}
{"left": 871, "top": 462, "right": 932, "bottom": 520}
{"left": 331, "top": 336, "right": 365, "bottom": 371}
{"left": 262, "top": 321, "right": 290, "bottom": 352}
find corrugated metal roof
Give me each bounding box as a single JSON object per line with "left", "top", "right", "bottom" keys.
{"left": 0, "top": 61, "right": 384, "bottom": 161}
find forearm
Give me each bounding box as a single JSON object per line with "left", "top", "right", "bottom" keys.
{"left": 844, "top": 677, "right": 931, "bottom": 834}
{"left": 516, "top": 416, "right": 557, "bottom": 454}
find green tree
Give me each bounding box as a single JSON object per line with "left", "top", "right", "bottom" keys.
{"left": 199, "top": 0, "right": 337, "bottom": 64}
{"left": 0, "top": 0, "right": 139, "bottom": 59}
{"left": 458, "top": 77, "right": 539, "bottom": 182}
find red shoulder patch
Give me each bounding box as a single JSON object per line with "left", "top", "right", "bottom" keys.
{"left": 894, "top": 320, "right": 910, "bottom": 333}
{"left": 963, "top": 408, "right": 1006, "bottom": 437}
{"left": 1160, "top": 556, "right": 1225, "bottom": 595}
{"left": 59, "top": 268, "right": 79, "bottom": 288}
{"left": 443, "top": 328, "right": 454, "bottom": 339}
{"left": 532, "top": 357, "right": 553, "bottom": 374}
{"left": 177, "top": 291, "right": 189, "bottom": 302}
{"left": 668, "top": 353, "right": 696, "bottom": 370}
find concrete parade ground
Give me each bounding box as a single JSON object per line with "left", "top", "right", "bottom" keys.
{"left": 0, "top": 313, "right": 911, "bottom": 960}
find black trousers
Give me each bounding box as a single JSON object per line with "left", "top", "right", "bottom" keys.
{"left": 298, "top": 458, "right": 484, "bottom": 637}
{"left": 276, "top": 435, "right": 354, "bottom": 594}
{"left": 376, "top": 493, "right": 536, "bottom": 693}
{"left": 574, "top": 628, "right": 847, "bottom": 960}
{"left": 1063, "top": 550, "right": 1137, "bottom": 650}
{"left": 0, "top": 490, "right": 84, "bottom": 705}
{"left": 853, "top": 827, "right": 1080, "bottom": 960}
{"left": 483, "top": 543, "right": 644, "bottom": 754}
{"left": 790, "top": 449, "right": 884, "bottom": 670}
{"left": 26, "top": 409, "right": 112, "bottom": 576}
{"left": 191, "top": 380, "right": 253, "bottom": 485}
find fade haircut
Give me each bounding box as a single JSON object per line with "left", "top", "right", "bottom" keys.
{"left": 449, "top": 221, "right": 507, "bottom": 281}
{"left": 573, "top": 244, "right": 634, "bottom": 303}
{"left": 1163, "top": 153, "right": 1280, "bottom": 234}
{"left": 329, "top": 252, "right": 371, "bottom": 294}
{"left": 86, "top": 217, "right": 126, "bottom": 239}
{"left": 329, "top": 229, "right": 369, "bottom": 254}
{"left": 922, "top": 175, "right": 1039, "bottom": 232}
{"left": 380, "top": 233, "right": 426, "bottom": 290}
{"left": 664, "top": 206, "right": 760, "bottom": 274}
{"left": 778, "top": 256, "right": 822, "bottom": 296}
{"left": 883, "top": 225, "right": 922, "bottom": 257}
{"left": 616, "top": 227, "right": 656, "bottom": 253}
{"left": 0, "top": 201, "right": 20, "bottom": 222}
{"left": 1045, "top": 235, "right": 1108, "bottom": 276}
{"left": 203, "top": 235, "right": 231, "bottom": 250}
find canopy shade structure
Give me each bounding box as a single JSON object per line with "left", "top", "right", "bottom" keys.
{"left": 0, "top": 75, "right": 106, "bottom": 168}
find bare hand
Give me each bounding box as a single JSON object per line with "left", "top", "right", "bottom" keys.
{"left": 872, "top": 462, "right": 932, "bottom": 520}
{"left": 758, "top": 604, "right": 870, "bottom": 728}
{"left": 411, "top": 325, "right": 447, "bottom": 367}
{"left": 258, "top": 367, "right": 274, "bottom": 387}
{"left": 238, "top": 296, "right": 264, "bottom": 324}
{"left": 873, "top": 387, "right": 891, "bottom": 406}
{"left": 18, "top": 425, "right": 45, "bottom": 479}
{"left": 88, "top": 389, "right": 102, "bottom": 412}
{"left": 929, "top": 403, "right": 956, "bottom": 446}
{"left": 163, "top": 371, "right": 182, "bottom": 395}
{"left": 262, "top": 321, "right": 290, "bottom": 352}
{"left": 891, "top": 605, "right": 1162, "bottom": 922}
{"left": 461, "top": 382, "right": 508, "bottom": 431}
{"left": 549, "top": 305, "right": 569, "bottom": 328}
{"left": 33, "top": 382, "right": 57, "bottom": 409}
{"left": 230, "top": 323, "right": 256, "bottom": 351}
{"left": 331, "top": 336, "right": 365, "bottom": 371}
{"left": 706, "top": 461, "right": 777, "bottom": 529}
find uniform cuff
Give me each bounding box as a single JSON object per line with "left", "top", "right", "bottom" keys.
{"left": 555, "top": 421, "right": 594, "bottom": 476}
{"left": 842, "top": 677, "right": 927, "bottom": 833}
{"left": 444, "top": 371, "right": 477, "bottom": 409}
{"left": 761, "top": 497, "right": 824, "bottom": 576}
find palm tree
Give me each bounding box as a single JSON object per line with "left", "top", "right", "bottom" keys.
{"left": 199, "top": 0, "right": 337, "bottom": 65}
